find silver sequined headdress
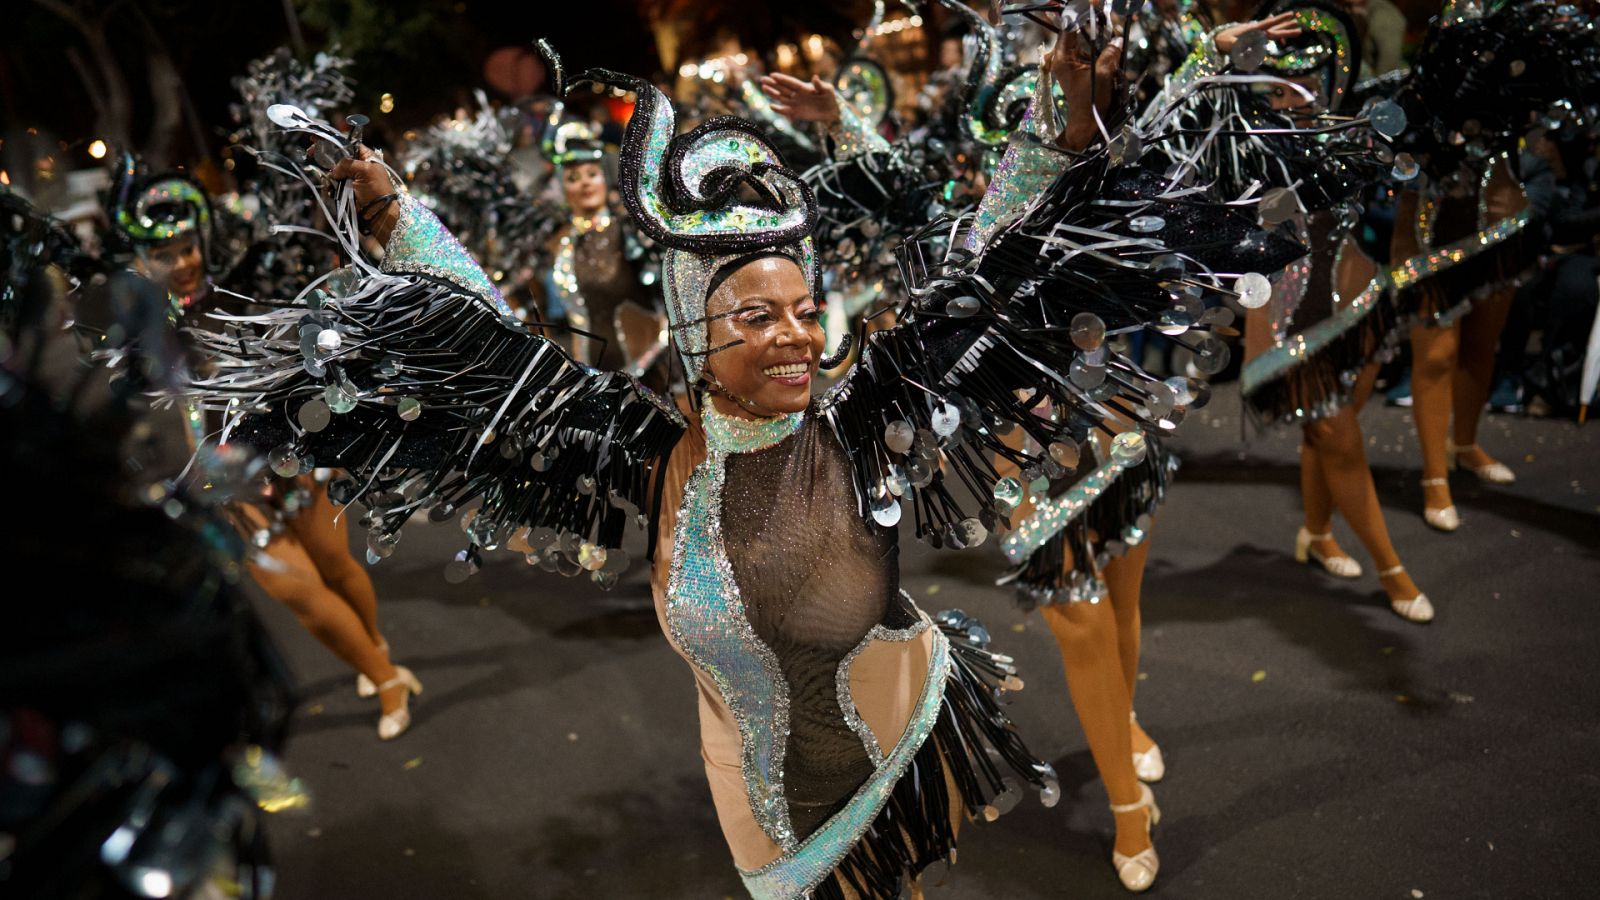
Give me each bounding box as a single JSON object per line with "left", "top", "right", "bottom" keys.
{"left": 566, "top": 68, "right": 819, "bottom": 385}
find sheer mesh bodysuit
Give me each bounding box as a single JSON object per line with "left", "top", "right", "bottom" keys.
{"left": 571, "top": 223, "right": 642, "bottom": 373}
{"left": 719, "top": 415, "right": 918, "bottom": 839}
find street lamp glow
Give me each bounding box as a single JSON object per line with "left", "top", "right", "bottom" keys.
{"left": 88, "top": 139, "right": 107, "bottom": 159}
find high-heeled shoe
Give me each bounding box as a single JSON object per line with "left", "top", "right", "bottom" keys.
{"left": 1293, "top": 526, "right": 1362, "bottom": 579}
{"left": 1447, "top": 440, "right": 1516, "bottom": 484}
{"left": 1110, "top": 782, "right": 1161, "bottom": 892}
{"left": 356, "top": 637, "right": 391, "bottom": 698}
{"left": 376, "top": 665, "right": 423, "bottom": 741}
{"left": 1419, "top": 478, "right": 1459, "bottom": 532}
{"left": 1129, "top": 711, "right": 1165, "bottom": 783}
{"left": 1379, "top": 566, "right": 1434, "bottom": 624}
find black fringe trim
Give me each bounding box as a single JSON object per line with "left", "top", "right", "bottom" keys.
{"left": 1243, "top": 290, "right": 1403, "bottom": 426}
{"left": 1003, "top": 440, "right": 1178, "bottom": 607}
{"left": 1394, "top": 224, "right": 1537, "bottom": 327}
{"left": 815, "top": 616, "right": 1057, "bottom": 900}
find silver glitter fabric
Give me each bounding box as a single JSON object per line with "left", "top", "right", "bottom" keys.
{"left": 827, "top": 98, "right": 891, "bottom": 161}
{"left": 665, "top": 407, "right": 803, "bottom": 850}
{"left": 964, "top": 68, "right": 1067, "bottom": 251}
{"left": 382, "top": 193, "right": 512, "bottom": 316}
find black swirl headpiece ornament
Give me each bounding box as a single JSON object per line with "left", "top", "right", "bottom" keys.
{"left": 1256, "top": 0, "right": 1360, "bottom": 111}
{"left": 534, "top": 39, "right": 607, "bottom": 169}
{"left": 565, "top": 67, "right": 819, "bottom": 384}
{"left": 110, "top": 152, "right": 212, "bottom": 248}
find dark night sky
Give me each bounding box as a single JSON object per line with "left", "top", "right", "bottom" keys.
{"left": 2, "top": 1, "right": 667, "bottom": 168}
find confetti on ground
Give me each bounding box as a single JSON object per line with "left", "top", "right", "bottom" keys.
{"left": 1251, "top": 670, "right": 1267, "bottom": 683}
{"left": 403, "top": 757, "right": 423, "bottom": 770}
{"left": 1010, "top": 622, "right": 1026, "bottom": 633}
{"left": 306, "top": 703, "right": 325, "bottom": 716}
{"left": 1381, "top": 647, "right": 1395, "bottom": 655}
{"left": 1138, "top": 672, "right": 1149, "bottom": 681}
{"left": 1412, "top": 890, "right": 1425, "bottom": 898}
{"left": 926, "top": 584, "right": 942, "bottom": 595}
{"left": 567, "top": 732, "right": 579, "bottom": 742}
{"left": 404, "top": 848, "right": 416, "bottom": 857}
{"left": 1395, "top": 695, "right": 1410, "bottom": 704}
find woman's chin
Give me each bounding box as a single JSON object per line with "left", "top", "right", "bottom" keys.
{"left": 757, "top": 380, "right": 812, "bottom": 414}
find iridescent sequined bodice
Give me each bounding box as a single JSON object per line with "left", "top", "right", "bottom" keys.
{"left": 665, "top": 402, "right": 913, "bottom": 847}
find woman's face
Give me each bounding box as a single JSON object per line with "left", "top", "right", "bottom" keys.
{"left": 702, "top": 256, "right": 824, "bottom": 416}
{"left": 562, "top": 162, "right": 607, "bottom": 216}
{"left": 138, "top": 233, "right": 204, "bottom": 297}
{"left": 1267, "top": 75, "right": 1324, "bottom": 118}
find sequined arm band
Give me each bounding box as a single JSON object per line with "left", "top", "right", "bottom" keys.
{"left": 382, "top": 192, "right": 513, "bottom": 316}
{"left": 964, "top": 70, "right": 1073, "bottom": 251}
{"left": 827, "top": 98, "right": 891, "bottom": 160}
{"left": 1137, "top": 26, "right": 1225, "bottom": 129}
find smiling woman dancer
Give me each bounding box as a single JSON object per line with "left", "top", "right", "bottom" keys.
{"left": 193, "top": 10, "right": 1303, "bottom": 895}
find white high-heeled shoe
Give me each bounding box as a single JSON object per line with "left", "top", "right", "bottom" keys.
{"left": 1129, "top": 711, "right": 1165, "bottom": 783}
{"left": 1379, "top": 565, "right": 1435, "bottom": 624}
{"left": 356, "top": 637, "right": 391, "bottom": 698}
{"left": 1110, "top": 782, "right": 1161, "bottom": 893}
{"left": 1420, "top": 478, "right": 1459, "bottom": 532}
{"left": 1447, "top": 440, "right": 1516, "bottom": 484}
{"left": 375, "top": 665, "right": 423, "bottom": 741}
{"left": 1293, "top": 526, "right": 1363, "bottom": 579}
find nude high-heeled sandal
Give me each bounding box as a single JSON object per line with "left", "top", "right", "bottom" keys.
{"left": 1110, "top": 782, "right": 1161, "bottom": 892}
{"left": 1447, "top": 440, "right": 1516, "bottom": 484}
{"left": 1420, "top": 478, "right": 1459, "bottom": 532}
{"left": 376, "top": 665, "right": 423, "bottom": 741}
{"left": 1294, "top": 526, "right": 1362, "bottom": 578}
{"left": 1129, "top": 711, "right": 1165, "bottom": 783}
{"left": 1379, "top": 566, "right": 1435, "bottom": 624}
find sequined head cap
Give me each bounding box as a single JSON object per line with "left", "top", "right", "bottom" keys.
{"left": 111, "top": 154, "right": 211, "bottom": 247}
{"left": 1258, "top": 1, "right": 1360, "bottom": 111}
{"left": 547, "top": 119, "right": 607, "bottom": 167}
{"left": 570, "top": 67, "right": 819, "bottom": 384}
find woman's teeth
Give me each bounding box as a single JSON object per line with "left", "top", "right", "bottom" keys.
{"left": 763, "top": 363, "right": 808, "bottom": 378}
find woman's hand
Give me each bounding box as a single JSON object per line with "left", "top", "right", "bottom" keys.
{"left": 1215, "top": 12, "right": 1303, "bottom": 55}
{"left": 1047, "top": 8, "right": 1126, "bottom": 151}
{"left": 325, "top": 145, "right": 402, "bottom": 245}
{"left": 759, "top": 72, "right": 842, "bottom": 125}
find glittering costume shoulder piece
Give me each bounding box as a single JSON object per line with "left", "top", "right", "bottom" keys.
{"left": 382, "top": 192, "right": 511, "bottom": 315}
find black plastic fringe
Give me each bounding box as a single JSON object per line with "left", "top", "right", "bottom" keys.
{"left": 1244, "top": 290, "right": 1403, "bottom": 425}
{"left": 1002, "top": 440, "right": 1178, "bottom": 606}
{"left": 1394, "top": 225, "right": 1537, "bottom": 328}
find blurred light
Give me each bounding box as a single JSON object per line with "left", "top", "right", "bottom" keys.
{"left": 87, "top": 139, "right": 108, "bottom": 159}
{"left": 679, "top": 63, "right": 696, "bottom": 77}
{"left": 2, "top": 170, "right": 12, "bottom": 186}
{"left": 379, "top": 93, "right": 396, "bottom": 114}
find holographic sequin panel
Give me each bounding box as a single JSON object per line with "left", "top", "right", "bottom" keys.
{"left": 382, "top": 193, "right": 512, "bottom": 316}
